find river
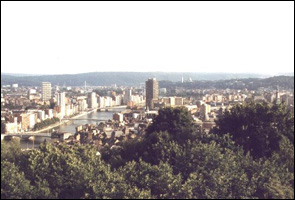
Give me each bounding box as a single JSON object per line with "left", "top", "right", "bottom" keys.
{"left": 7, "top": 108, "right": 126, "bottom": 149}
{"left": 41, "top": 108, "right": 126, "bottom": 134}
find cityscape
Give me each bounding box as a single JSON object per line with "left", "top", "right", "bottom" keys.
{"left": 1, "top": 1, "right": 294, "bottom": 200}
{"left": 1, "top": 75, "right": 294, "bottom": 146}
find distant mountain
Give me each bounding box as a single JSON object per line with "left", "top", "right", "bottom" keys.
{"left": 0, "top": 72, "right": 292, "bottom": 87}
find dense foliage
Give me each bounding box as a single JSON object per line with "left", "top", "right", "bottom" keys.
{"left": 212, "top": 102, "right": 294, "bottom": 158}
{"left": 1, "top": 104, "right": 294, "bottom": 199}
{"left": 33, "top": 117, "right": 60, "bottom": 131}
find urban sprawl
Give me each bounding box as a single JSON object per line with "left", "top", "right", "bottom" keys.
{"left": 1, "top": 77, "right": 294, "bottom": 149}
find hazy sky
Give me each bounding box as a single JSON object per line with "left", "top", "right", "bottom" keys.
{"left": 1, "top": 1, "right": 294, "bottom": 75}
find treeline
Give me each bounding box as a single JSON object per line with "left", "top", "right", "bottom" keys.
{"left": 1, "top": 103, "right": 294, "bottom": 199}
{"left": 33, "top": 117, "right": 60, "bottom": 131}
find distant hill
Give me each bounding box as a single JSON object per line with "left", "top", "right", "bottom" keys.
{"left": 0, "top": 72, "right": 281, "bottom": 87}
{"left": 160, "top": 75, "right": 294, "bottom": 90}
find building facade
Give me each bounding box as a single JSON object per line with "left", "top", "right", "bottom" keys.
{"left": 145, "top": 78, "right": 159, "bottom": 110}
{"left": 42, "top": 82, "right": 52, "bottom": 101}
{"left": 88, "top": 92, "right": 98, "bottom": 109}
{"left": 57, "top": 92, "right": 66, "bottom": 118}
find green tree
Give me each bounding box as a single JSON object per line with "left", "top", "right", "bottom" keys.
{"left": 1, "top": 161, "right": 33, "bottom": 199}
{"left": 213, "top": 102, "right": 294, "bottom": 158}
{"left": 2, "top": 104, "right": 294, "bottom": 199}
{"left": 33, "top": 117, "right": 60, "bottom": 130}
{"left": 1, "top": 139, "right": 22, "bottom": 165}
{"left": 101, "top": 107, "right": 198, "bottom": 167}
{"left": 247, "top": 158, "right": 294, "bottom": 199}
{"left": 275, "top": 136, "right": 294, "bottom": 173}
{"left": 21, "top": 144, "right": 100, "bottom": 198}
{"left": 89, "top": 165, "right": 152, "bottom": 199}
{"left": 18, "top": 143, "right": 151, "bottom": 199}
{"left": 146, "top": 107, "right": 196, "bottom": 144}
{"left": 119, "top": 160, "right": 182, "bottom": 199}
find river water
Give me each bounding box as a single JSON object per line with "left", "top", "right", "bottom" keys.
{"left": 9, "top": 108, "right": 126, "bottom": 149}
{"left": 43, "top": 108, "right": 126, "bottom": 133}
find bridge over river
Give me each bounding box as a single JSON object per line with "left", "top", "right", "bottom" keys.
{"left": 1, "top": 133, "right": 51, "bottom": 141}
{"left": 61, "top": 118, "right": 105, "bottom": 121}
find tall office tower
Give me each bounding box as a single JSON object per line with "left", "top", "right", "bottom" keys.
{"left": 145, "top": 78, "right": 159, "bottom": 110}
{"left": 57, "top": 92, "right": 66, "bottom": 117}
{"left": 42, "top": 82, "right": 52, "bottom": 101}
{"left": 88, "top": 92, "right": 98, "bottom": 109}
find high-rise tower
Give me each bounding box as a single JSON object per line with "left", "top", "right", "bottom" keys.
{"left": 57, "top": 92, "right": 66, "bottom": 117}
{"left": 145, "top": 78, "right": 159, "bottom": 110}
{"left": 42, "top": 82, "right": 52, "bottom": 101}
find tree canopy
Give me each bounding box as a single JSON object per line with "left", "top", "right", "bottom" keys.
{"left": 1, "top": 104, "right": 294, "bottom": 199}
{"left": 212, "top": 102, "right": 294, "bottom": 158}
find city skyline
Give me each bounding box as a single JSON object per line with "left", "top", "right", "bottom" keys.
{"left": 1, "top": 1, "right": 294, "bottom": 75}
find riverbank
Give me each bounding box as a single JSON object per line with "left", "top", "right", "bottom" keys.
{"left": 32, "top": 109, "right": 96, "bottom": 133}
{"left": 3, "top": 106, "right": 128, "bottom": 148}
{"left": 28, "top": 105, "right": 127, "bottom": 134}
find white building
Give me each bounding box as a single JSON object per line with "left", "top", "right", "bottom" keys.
{"left": 46, "top": 109, "right": 53, "bottom": 119}
{"left": 98, "top": 96, "right": 105, "bottom": 108}
{"left": 78, "top": 99, "right": 88, "bottom": 111}
{"left": 88, "top": 92, "right": 98, "bottom": 109}
{"left": 114, "top": 96, "right": 122, "bottom": 106}
{"left": 105, "top": 96, "right": 113, "bottom": 107}
{"left": 12, "top": 84, "right": 19, "bottom": 88}
{"left": 42, "top": 82, "right": 52, "bottom": 101}
{"left": 37, "top": 110, "right": 45, "bottom": 121}
{"left": 57, "top": 92, "right": 66, "bottom": 118}
{"left": 29, "top": 113, "right": 36, "bottom": 129}
{"left": 5, "top": 117, "right": 20, "bottom": 133}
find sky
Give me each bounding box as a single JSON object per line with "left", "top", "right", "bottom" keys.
{"left": 1, "top": 1, "right": 294, "bottom": 75}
